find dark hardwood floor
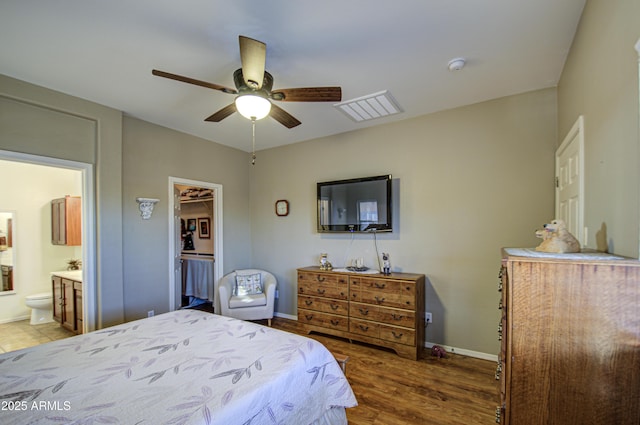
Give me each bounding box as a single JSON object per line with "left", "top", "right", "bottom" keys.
{"left": 270, "top": 317, "right": 499, "bottom": 425}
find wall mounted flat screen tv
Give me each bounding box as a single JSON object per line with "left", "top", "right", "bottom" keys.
{"left": 317, "top": 174, "right": 392, "bottom": 233}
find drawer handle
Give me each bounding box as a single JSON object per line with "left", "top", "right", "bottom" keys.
{"left": 374, "top": 282, "right": 386, "bottom": 289}
{"left": 299, "top": 288, "right": 305, "bottom": 294}
{"left": 495, "top": 407, "right": 501, "bottom": 423}
{"left": 358, "top": 324, "right": 369, "bottom": 331}
{"left": 498, "top": 300, "right": 503, "bottom": 310}
{"left": 331, "top": 319, "right": 339, "bottom": 326}
{"left": 317, "top": 288, "right": 326, "bottom": 295}
{"left": 305, "top": 300, "right": 313, "bottom": 306}
{"left": 495, "top": 362, "right": 502, "bottom": 380}
{"left": 340, "top": 292, "right": 345, "bottom": 297}
{"left": 316, "top": 275, "right": 325, "bottom": 282}
{"left": 305, "top": 314, "right": 314, "bottom": 321}
{"left": 359, "top": 308, "right": 369, "bottom": 315}
{"left": 374, "top": 296, "right": 385, "bottom": 304}
{"left": 391, "top": 314, "right": 404, "bottom": 321}
{"left": 330, "top": 304, "right": 339, "bottom": 310}
{"left": 391, "top": 331, "right": 403, "bottom": 339}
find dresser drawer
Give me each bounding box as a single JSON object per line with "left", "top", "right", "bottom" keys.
{"left": 298, "top": 308, "right": 348, "bottom": 332}
{"left": 298, "top": 271, "right": 348, "bottom": 286}
{"left": 350, "top": 301, "right": 415, "bottom": 328}
{"left": 350, "top": 289, "right": 414, "bottom": 309}
{"left": 298, "top": 296, "right": 348, "bottom": 316}
{"left": 349, "top": 318, "right": 380, "bottom": 338}
{"left": 298, "top": 271, "right": 348, "bottom": 300}
{"left": 298, "top": 281, "right": 348, "bottom": 300}
{"left": 350, "top": 277, "right": 416, "bottom": 309}
{"left": 379, "top": 323, "right": 415, "bottom": 345}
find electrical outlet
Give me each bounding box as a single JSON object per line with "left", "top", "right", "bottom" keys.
{"left": 425, "top": 312, "right": 432, "bottom": 323}
{"left": 147, "top": 310, "right": 154, "bottom": 318}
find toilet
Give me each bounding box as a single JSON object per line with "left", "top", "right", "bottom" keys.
{"left": 25, "top": 292, "right": 54, "bottom": 325}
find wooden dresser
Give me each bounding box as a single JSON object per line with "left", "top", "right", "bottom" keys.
{"left": 297, "top": 266, "right": 425, "bottom": 360}
{"left": 496, "top": 249, "right": 640, "bottom": 425}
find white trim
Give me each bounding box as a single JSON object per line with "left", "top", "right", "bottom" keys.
{"left": 424, "top": 341, "right": 498, "bottom": 362}
{"left": 274, "top": 311, "right": 297, "bottom": 321}
{"left": 0, "top": 315, "right": 31, "bottom": 324}
{"left": 555, "top": 115, "right": 585, "bottom": 245}
{"left": 168, "top": 177, "right": 223, "bottom": 313}
{"left": 636, "top": 39, "right": 640, "bottom": 258}
{"left": 0, "top": 149, "right": 96, "bottom": 332}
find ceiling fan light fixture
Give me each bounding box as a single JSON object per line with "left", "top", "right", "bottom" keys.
{"left": 235, "top": 94, "right": 272, "bottom": 120}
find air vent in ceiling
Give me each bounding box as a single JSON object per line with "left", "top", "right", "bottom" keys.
{"left": 334, "top": 90, "right": 403, "bottom": 122}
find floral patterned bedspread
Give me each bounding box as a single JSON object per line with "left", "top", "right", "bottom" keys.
{"left": 0, "top": 310, "right": 357, "bottom": 424}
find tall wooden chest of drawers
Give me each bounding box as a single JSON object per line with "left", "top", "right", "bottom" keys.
{"left": 496, "top": 249, "right": 640, "bottom": 424}
{"left": 297, "top": 267, "right": 425, "bottom": 360}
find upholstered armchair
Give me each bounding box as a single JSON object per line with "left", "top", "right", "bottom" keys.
{"left": 218, "top": 269, "right": 277, "bottom": 326}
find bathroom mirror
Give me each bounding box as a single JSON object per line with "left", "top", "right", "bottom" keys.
{"left": 0, "top": 211, "right": 15, "bottom": 294}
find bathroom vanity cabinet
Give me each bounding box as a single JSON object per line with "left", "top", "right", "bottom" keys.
{"left": 51, "top": 196, "right": 81, "bottom": 246}
{"left": 52, "top": 274, "right": 83, "bottom": 334}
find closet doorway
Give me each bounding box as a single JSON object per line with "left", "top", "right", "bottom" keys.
{"left": 168, "top": 177, "right": 223, "bottom": 314}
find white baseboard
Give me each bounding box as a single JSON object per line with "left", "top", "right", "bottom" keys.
{"left": 425, "top": 341, "right": 498, "bottom": 362}
{"left": 274, "top": 311, "right": 297, "bottom": 321}
{"left": 0, "top": 315, "right": 30, "bottom": 324}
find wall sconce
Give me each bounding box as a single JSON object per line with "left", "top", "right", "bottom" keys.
{"left": 136, "top": 198, "right": 159, "bottom": 220}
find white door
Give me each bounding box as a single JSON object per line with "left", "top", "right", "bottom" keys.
{"left": 555, "top": 116, "right": 584, "bottom": 246}
{"left": 173, "top": 185, "right": 182, "bottom": 310}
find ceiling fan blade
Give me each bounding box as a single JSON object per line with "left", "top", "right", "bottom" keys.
{"left": 270, "top": 87, "right": 342, "bottom": 102}
{"left": 239, "top": 36, "right": 266, "bottom": 90}
{"left": 269, "top": 104, "right": 301, "bottom": 128}
{"left": 152, "top": 69, "right": 237, "bottom": 94}
{"left": 204, "top": 103, "right": 237, "bottom": 122}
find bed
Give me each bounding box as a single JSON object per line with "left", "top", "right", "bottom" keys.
{"left": 0, "top": 310, "right": 357, "bottom": 424}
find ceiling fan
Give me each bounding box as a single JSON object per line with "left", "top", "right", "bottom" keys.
{"left": 152, "top": 36, "right": 342, "bottom": 129}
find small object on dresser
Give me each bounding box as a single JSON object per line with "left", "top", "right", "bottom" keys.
{"left": 382, "top": 252, "right": 391, "bottom": 275}
{"left": 535, "top": 218, "right": 581, "bottom": 253}
{"left": 319, "top": 253, "right": 333, "bottom": 270}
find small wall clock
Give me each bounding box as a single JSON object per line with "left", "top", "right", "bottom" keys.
{"left": 275, "top": 199, "right": 289, "bottom": 216}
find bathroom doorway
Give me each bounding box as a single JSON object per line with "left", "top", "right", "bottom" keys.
{"left": 0, "top": 149, "right": 95, "bottom": 335}
{"left": 168, "top": 177, "right": 223, "bottom": 314}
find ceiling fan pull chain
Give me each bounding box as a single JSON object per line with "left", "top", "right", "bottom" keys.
{"left": 251, "top": 118, "right": 257, "bottom": 165}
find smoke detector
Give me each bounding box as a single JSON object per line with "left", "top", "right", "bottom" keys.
{"left": 448, "top": 58, "right": 466, "bottom": 71}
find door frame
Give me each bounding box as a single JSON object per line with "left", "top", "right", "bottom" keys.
{"left": 168, "top": 177, "right": 223, "bottom": 313}
{"left": 555, "top": 115, "right": 585, "bottom": 246}
{"left": 0, "top": 149, "right": 96, "bottom": 332}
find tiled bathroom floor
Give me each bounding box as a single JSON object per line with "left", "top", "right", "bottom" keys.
{"left": 0, "top": 320, "right": 75, "bottom": 353}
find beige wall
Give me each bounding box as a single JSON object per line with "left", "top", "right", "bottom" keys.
{"left": 0, "top": 74, "right": 124, "bottom": 328}
{"left": 251, "top": 88, "right": 558, "bottom": 355}
{"left": 121, "top": 117, "right": 252, "bottom": 321}
{"left": 557, "top": 0, "right": 640, "bottom": 258}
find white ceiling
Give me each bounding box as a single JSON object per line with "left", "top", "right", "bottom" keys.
{"left": 0, "top": 0, "right": 585, "bottom": 152}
